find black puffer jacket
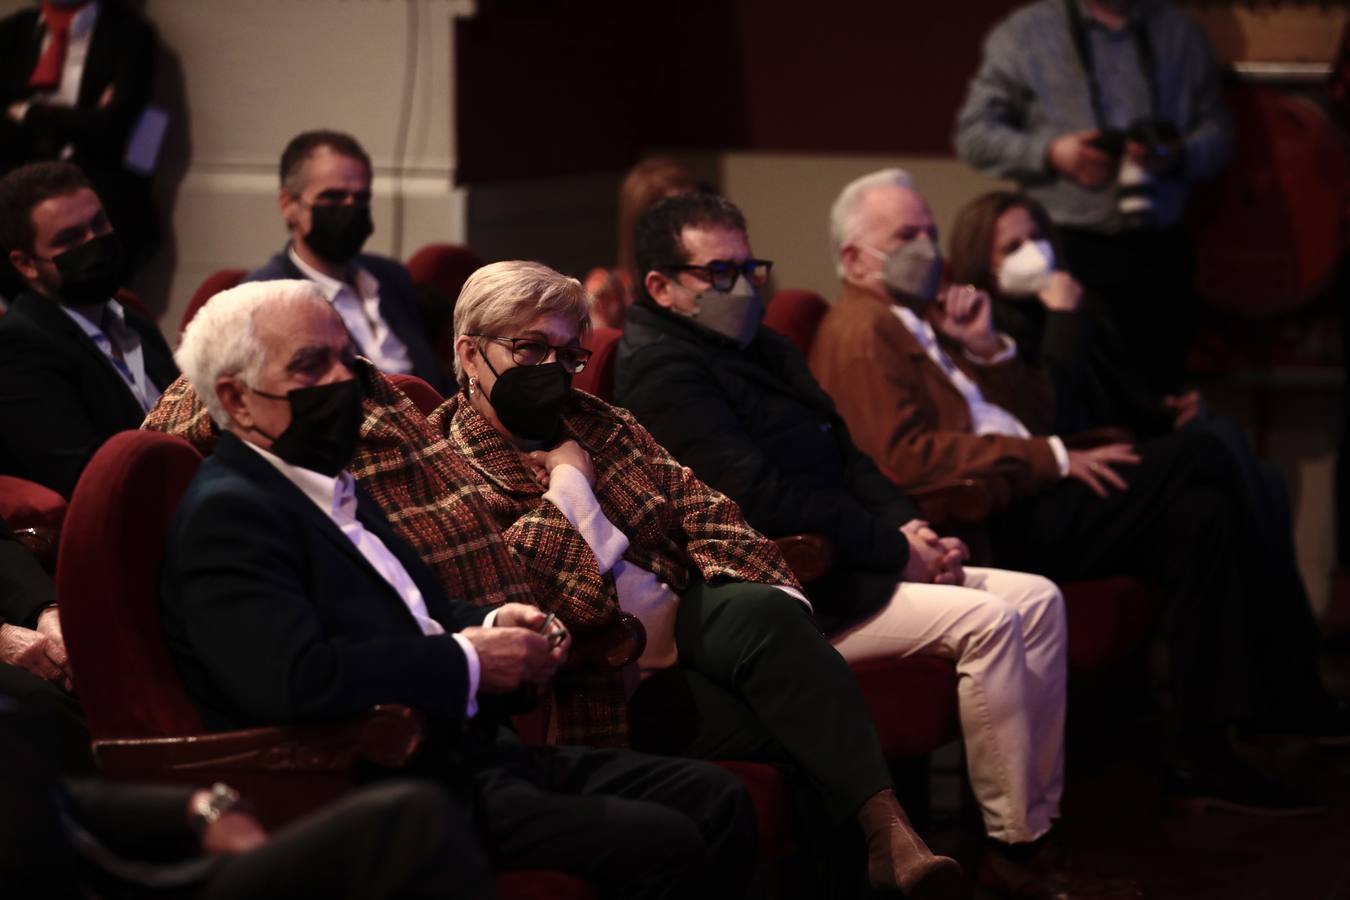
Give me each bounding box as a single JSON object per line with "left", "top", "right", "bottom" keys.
{"left": 614, "top": 300, "right": 918, "bottom": 635}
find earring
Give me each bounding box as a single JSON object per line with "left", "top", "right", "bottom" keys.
{"left": 468, "top": 376, "right": 477, "bottom": 397}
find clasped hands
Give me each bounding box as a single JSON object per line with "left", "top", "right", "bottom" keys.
{"left": 901, "top": 520, "right": 969, "bottom": 586}
{"left": 0, "top": 606, "right": 73, "bottom": 692}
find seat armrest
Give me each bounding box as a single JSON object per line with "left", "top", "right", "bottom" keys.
{"left": 773, "top": 533, "right": 835, "bottom": 585}
{"left": 908, "top": 479, "right": 991, "bottom": 526}
{"left": 11, "top": 526, "right": 58, "bottom": 573}
{"left": 93, "top": 704, "right": 425, "bottom": 774}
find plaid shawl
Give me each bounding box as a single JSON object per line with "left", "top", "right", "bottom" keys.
{"left": 434, "top": 391, "right": 799, "bottom": 745}
{"left": 142, "top": 366, "right": 796, "bottom": 745}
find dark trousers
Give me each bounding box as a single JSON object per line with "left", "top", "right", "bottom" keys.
{"left": 195, "top": 780, "right": 489, "bottom": 900}
{"left": 0, "top": 663, "right": 93, "bottom": 774}
{"left": 988, "top": 430, "right": 1325, "bottom": 743}
{"left": 474, "top": 740, "right": 757, "bottom": 900}
{"left": 627, "top": 580, "right": 892, "bottom": 822}
{"left": 1059, "top": 226, "right": 1197, "bottom": 395}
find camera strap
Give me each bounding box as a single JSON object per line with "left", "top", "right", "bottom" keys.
{"left": 1064, "top": 0, "right": 1159, "bottom": 129}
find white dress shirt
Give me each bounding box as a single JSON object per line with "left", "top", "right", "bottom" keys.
{"left": 542, "top": 464, "right": 810, "bottom": 678}
{"left": 891, "top": 305, "right": 1069, "bottom": 476}
{"left": 18, "top": 2, "right": 99, "bottom": 161}
{"left": 243, "top": 441, "right": 484, "bottom": 717}
{"left": 289, "top": 247, "right": 415, "bottom": 376}
{"left": 60, "top": 299, "right": 156, "bottom": 414}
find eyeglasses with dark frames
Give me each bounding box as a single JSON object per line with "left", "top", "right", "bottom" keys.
{"left": 469, "top": 335, "right": 592, "bottom": 373}
{"left": 662, "top": 258, "right": 773, "bottom": 293}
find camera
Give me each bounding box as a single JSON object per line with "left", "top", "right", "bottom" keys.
{"left": 1088, "top": 119, "right": 1180, "bottom": 229}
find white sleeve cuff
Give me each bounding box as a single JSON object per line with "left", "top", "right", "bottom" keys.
{"left": 1047, "top": 436, "right": 1070, "bottom": 477}
{"left": 542, "top": 464, "right": 630, "bottom": 573}
{"left": 963, "top": 333, "right": 1018, "bottom": 366}
{"left": 481, "top": 608, "right": 500, "bottom": 628}
{"left": 450, "top": 632, "right": 481, "bottom": 719}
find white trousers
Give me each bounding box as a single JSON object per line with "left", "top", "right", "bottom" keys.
{"left": 829, "top": 567, "right": 1067, "bottom": 843}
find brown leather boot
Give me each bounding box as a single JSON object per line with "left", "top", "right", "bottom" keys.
{"left": 857, "top": 788, "right": 962, "bottom": 898}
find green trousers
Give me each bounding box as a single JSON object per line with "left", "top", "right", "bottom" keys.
{"left": 628, "top": 580, "right": 891, "bottom": 822}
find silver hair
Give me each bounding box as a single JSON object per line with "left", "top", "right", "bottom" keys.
{"left": 828, "top": 167, "right": 915, "bottom": 277}
{"left": 175, "top": 279, "right": 328, "bottom": 426}
{"left": 452, "top": 260, "right": 593, "bottom": 390}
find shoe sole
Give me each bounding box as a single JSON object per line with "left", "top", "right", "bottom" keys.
{"left": 905, "top": 860, "right": 963, "bottom": 900}
{"left": 1171, "top": 794, "right": 1328, "bottom": 817}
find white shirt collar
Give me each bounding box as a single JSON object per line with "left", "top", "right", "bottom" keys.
{"left": 890, "top": 303, "right": 936, "bottom": 343}
{"left": 241, "top": 439, "right": 356, "bottom": 522}
{"left": 59, "top": 297, "right": 121, "bottom": 337}
{"left": 70, "top": 1, "right": 99, "bottom": 38}
{"left": 287, "top": 245, "right": 378, "bottom": 302}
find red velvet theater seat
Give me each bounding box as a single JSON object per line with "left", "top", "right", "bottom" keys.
{"left": 763, "top": 288, "right": 830, "bottom": 357}
{"left": 574, "top": 326, "right": 622, "bottom": 400}
{"left": 1062, "top": 576, "right": 1160, "bottom": 674}
{"left": 0, "top": 474, "right": 66, "bottom": 531}
{"left": 406, "top": 242, "right": 486, "bottom": 373}
{"left": 0, "top": 474, "right": 67, "bottom": 570}
{"left": 388, "top": 372, "right": 447, "bottom": 417}
{"left": 55, "top": 430, "right": 600, "bottom": 897}
{"left": 181, "top": 268, "right": 248, "bottom": 334}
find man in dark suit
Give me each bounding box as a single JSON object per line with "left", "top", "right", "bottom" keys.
{"left": 245, "top": 130, "right": 447, "bottom": 392}
{"left": 163, "top": 278, "right": 756, "bottom": 899}
{"left": 0, "top": 160, "right": 177, "bottom": 498}
{"left": 0, "top": 0, "right": 160, "bottom": 280}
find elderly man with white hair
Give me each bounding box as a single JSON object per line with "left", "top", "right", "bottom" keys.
{"left": 811, "top": 169, "right": 1347, "bottom": 826}
{"left": 159, "top": 278, "right": 759, "bottom": 900}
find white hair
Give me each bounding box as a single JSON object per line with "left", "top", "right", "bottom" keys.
{"left": 175, "top": 279, "right": 328, "bottom": 426}
{"left": 829, "top": 167, "right": 915, "bottom": 277}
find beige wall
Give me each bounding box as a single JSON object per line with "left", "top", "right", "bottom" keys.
{"left": 0, "top": 0, "right": 473, "bottom": 332}
{"left": 720, "top": 152, "right": 1007, "bottom": 299}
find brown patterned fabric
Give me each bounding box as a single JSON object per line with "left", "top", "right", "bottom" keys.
{"left": 142, "top": 365, "right": 797, "bottom": 745}
{"left": 142, "top": 361, "right": 535, "bottom": 613}
{"left": 435, "top": 390, "right": 803, "bottom": 746}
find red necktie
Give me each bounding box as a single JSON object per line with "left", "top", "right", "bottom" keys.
{"left": 27, "top": 2, "right": 89, "bottom": 91}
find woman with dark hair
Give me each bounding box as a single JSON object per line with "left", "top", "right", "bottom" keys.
{"left": 443, "top": 259, "right": 962, "bottom": 898}
{"left": 947, "top": 190, "right": 1179, "bottom": 437}
{"left": 948, "top": 189, "right": 1321, "bottom": 657}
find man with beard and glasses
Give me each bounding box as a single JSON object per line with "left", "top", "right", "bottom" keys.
{"left": 245, "top": 129, "right": 446, "bottom": 392}
{"left": 0, "top": 160, "right": 177, "bottom": 497}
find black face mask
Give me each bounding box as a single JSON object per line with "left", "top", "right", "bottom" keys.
{"left": 252, "top": 379, "right": 364, "bottom": 477}
{"left": 49, "top": 233, "right": 127, "bottom": 307}
{"left": 482, "top": 357, "right": 572, "bottom": 443}
{"left": 302, "top": 204, "right": 373, "bottom": 265}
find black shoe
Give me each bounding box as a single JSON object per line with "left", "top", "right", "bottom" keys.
{"left": 1164, "top": 756, "right": 1327, "bottom": 817}
{"left": 979, "top": 840, "right": 1144, "bottom": 899}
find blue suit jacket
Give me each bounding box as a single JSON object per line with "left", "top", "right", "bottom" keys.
{"left": 246, "top": 247, "right": 448, "bottom": 393}
{"left": 160, "top": 432, "right": 488, "bottom": 732}
{"left": 0, "top": 292, "right": 178, "bottom": 498}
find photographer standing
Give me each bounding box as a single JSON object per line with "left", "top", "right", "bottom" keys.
{"left": 955, "top": 0, "right": 1231, "bottom": 393}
